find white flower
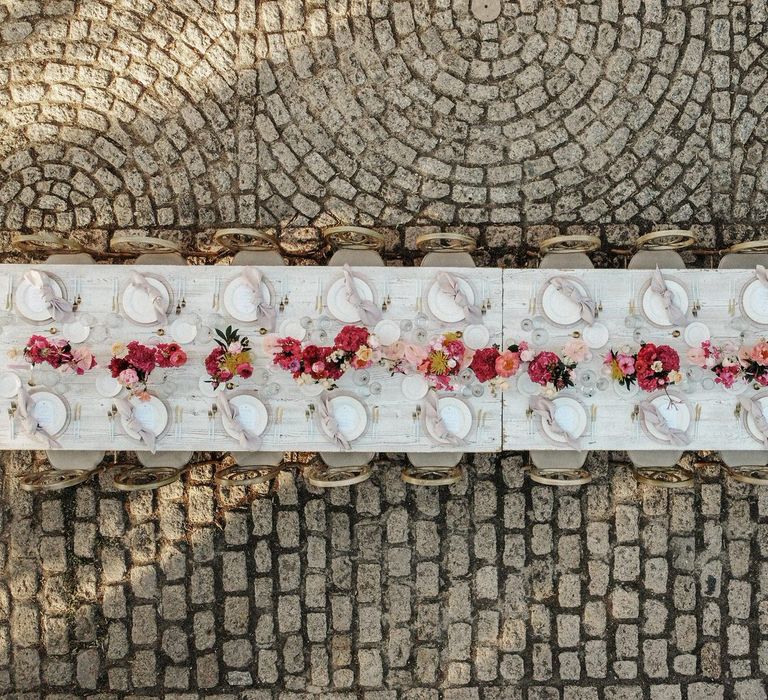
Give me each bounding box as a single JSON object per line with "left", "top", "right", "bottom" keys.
{"left": 651, "top": 360, "right": 663, "bottom": 372}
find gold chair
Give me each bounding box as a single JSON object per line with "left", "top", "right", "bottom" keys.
{"left": 628, "top": 230, "right": 696, "bottom": 270}
{"left": 324, "top": 226, "right": 385, "bottom": 266}
{"left": 19, "top": 450, "right": 106, "bottom": 492}
{"left": 110, "top": 230, "right": 186, "bottom": 265}
{"left": 416, "top": 231, "right": 476, "bottom": 268}
{"left": 628, "top": 450, "right": 693, "bottom": 488}
{"left": 308, "top": 452, "right": 376, "bottom": 487}
{"left": 402, "top": 452, "right": 464, "bottom": 486}
{"left": 718, "top": 240, "right": 768, "bottom": 270}
{"left": 112, "top": 450, "right": 194, "bottom": 491}
{"left": 214, "top": 228, "right": 285, "bottom": 266}
{"left": 214, "top": 451, "right": 285, "bottom": 487}
{"left": 538, "top": 235, "right": 600, "bottom": 270}
{"left": 12, "top": 232, "right": 94, "bottom": 263}
{"left": 527, "top": 450, "right": 592, "bottom": 486}
{"left": 720, "top": 451, "right": 768, "bottom": 485}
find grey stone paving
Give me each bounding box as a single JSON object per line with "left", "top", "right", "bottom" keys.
{"left": 1, "top": 451, "right": 768, "bottom": 697}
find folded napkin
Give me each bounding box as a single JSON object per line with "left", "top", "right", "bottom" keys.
{"left": 343, "top": 264, "right": 381, "bottom": 326}
{"left": 316, "top": 392, "right": 350, "bottom": 449}
{"left": 756, "top": 265, "right": 768, "bottom": 287}
{"left": 424, "top": 389, "right": 464, "bottom": 446}
{"left": 529, "top": 395, "right": 580, "bottom": 449}
{"left": 130, "top": 272, "right": 166, "bottom": 325}
{"left": 115, "top": 398, "right": 157, "bottom": 453}
{"left": 437, "top": 272, "right": 483, "bottom": 325}
{"left": 639, "top": 398, "right": 690, "bottom": 446}
{"left": 216, "top": 394, "right": 262, "bottom": 450}
{"left": 650, "top": 267, "right": 687, "bottom": 326}
{"left": 740, "top": 396, "right": 768, "bottom": 447}
{"left": 16, "top": 385, "right": 61, "bottom": 448}
{"left": 24, "top": 270, "right": 74, "bottom": 323}
{"left": 549, "top": 276, "right": 595, "bottom": 325}
{"left": 240, "top": 269, "right": 276, "bottom": 331}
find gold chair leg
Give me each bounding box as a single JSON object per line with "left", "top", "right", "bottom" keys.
{"left": 401, "top": 465, "right": 463, "bottom": 486}
{"left": 526, "top": 466, "right": 592, "bottom": 486}
{"left": 305, "top": 463, "right": 373, "bottom": 487}
{"left": 633, "top": 465, "right": 694, "bottom": 488}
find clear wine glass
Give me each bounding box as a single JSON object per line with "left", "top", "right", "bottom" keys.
{"left": 414, "top": 328, "right": 428, "bottom": 344}
{"left": 531, "top": 328, "right": 549, "bottom": 346}
{"left": 471, "top": 384, "right": 485, "bottom": 398}
{"left": 400, "top": 319, "right": 413, "bottom": 333}
{"left": 353, "top": 370, "right": 371, "bottom": 387}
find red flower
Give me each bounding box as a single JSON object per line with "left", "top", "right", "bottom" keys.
{"left": 470, "top": 347, "right": 500, "bottom": 383}
{"left": 528, "top": 351, "right": 559, "bottom": 386}
{"left": 334, "top": 325, "right": 370, "bottom": 353}
{"left": 125, "top": 341, "right": 157, "bottom": 374}
{"left": 236, "top": 363, "right": 253, "bottom": 379}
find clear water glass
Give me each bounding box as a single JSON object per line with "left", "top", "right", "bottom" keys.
{"left": 316, "top": 329, "right": 329, "bottom": 342}
{"left": 368, "top": 381, "right": 382, "bottom": 396}
{"left": 415, "top": 313, "right": 428, "bottom": 328}
{"left": 400, "top": 319, "right": 413, "bottom": 333}
{"left": 414, "top": 328, "right": 428, "bottom": 343}
{"left": 318, "top": 315, "right": 332, "bottom": 329}
{"left": 353, "top": 370, "right": 371, "bottom": 387}
{"left": 531, "top": 328, "right": 549, "bottom": 346}
{"left": 520, "top": 318, "right": 534, "bottom": 332}
{"left": 471, "top": 384, "right": 485, "bottom": 398}
{"left": 461, "top": 385, "right": 473, "bottom": 398}
{"left": 90, "top": 325, "right": 108, "bottom": 343}
{"left": 701, "top": 377, "right": 715, "bottom": 391}
{"left": 532, "top": 315, "right": 546, "bottom": 328}
{"left": 596, "top": 378, "right": 609, "bottom": 392}
{"left": 300, "top": 316, "right": 314, "bottom": 330}
{"left": 632, "top": 329, "right": 644, "bottom": 343}
{"left": 579, "top": 368, "right": 597, "bottom": 389}
{"left": 459, "top": 368, "right": 474, "bottom": 384}
{"left": 265, "top": 382, "right": 281, "bottom": 398}
{"left": 582, "top": 386, "right": 596, "bottom": 398}
{"left": 254, "top": 368, "right": 270, "bottom": 384}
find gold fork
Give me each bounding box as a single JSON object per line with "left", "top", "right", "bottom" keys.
{"left": 590, "top": 404, "right": 597, "bottom": 440}
{"left": 694, "top": 403, "right": 702, "bottom": 439}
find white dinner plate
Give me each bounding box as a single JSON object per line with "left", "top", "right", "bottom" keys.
{"left": 327, "top": 395, "right": 367, "bottom": 441}
{"left": 401, "top": 374, "right": 429, "bottom": 400}
{"left": 640, "top": 278, "right": 689, "bottom": 327}
{"left": 374, "top": 320, "right": 401, "bottom": 346}
{"left": 540, "top": 396, "right": 587, "bottom": 444}
{"left": 226, "top": 393, "right": 268, "bottom": 439}
{"left": 223, "top": 275, "right": 273, "bottom": 323}
{"left": 95, "top": 372, "right": 122, "bottom": 398}
{"left": 62, "top": 320, "right": 90, "bottom": 344}
{"left": 683, "top": 321, "right": 710, "bottom": 348}
{"left": 540, "top": 276, "right": 589, "bottom": 327}
{"left": 121, "top": 395, "right": 168, "bottom": 440}
{"left": 121, "top": 275, "right": 171, "bottom": 325}
{"left": 427, "top": 276, "right": 475, "bottom": 323}
{"left": 425, "top": 396, "right": 472, "bottom": 442}
{"left": 463, "top": 324, "right": 490, "bottom": 350}
{"left": 169, "top": 318, "right": 197, "bottom": 345}
{"left": 745, "top": 396, "right": 768, "bottom": 444}
{"left": 582, "top": 322, "right": 610, "bottom": 350}
{"left": 643, "top": 394, "right": 690, "bottom": 442}
{"left": 279, "top": 319, "right": 306, "bottom": 340}
{"left": 15, "top": 273, "right": 66, "bottom": 322}
{"left": 28, "top": 389, "right": 68, "bottom": 436}
{"left": 0, "top": 371, "right": 21, "bottom": 399}
{"left": 740, "top": 278, "right": 768, "bottom": 324}
{"left": 326, "top": 277, "right": 375, "bottom": 324}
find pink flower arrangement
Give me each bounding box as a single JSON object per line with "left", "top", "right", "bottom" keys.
{"left": 635, "top": 343, "right": 682, "bottom": 392}
{"left": 687, "top": 340, "right": 742, "bottom": 388}
{"left": 334, "top": 325, "right": 381, "bottom": 370}
{"left": 204, "top": 326, "right": 253, "bottom": 389}
{"left": 604, "top": 347, "right": 638, "bottom": 390}
{"left": 110, "top": 340, "right": 188, "bottom": 397}
{"left": 527, "top": 350, "right": 576, "bottom": 393}
{"left": 414, "top": 332, "right": 474, "bottom": 391}
{"left": 24, "top": 334, "right": 97, "bottom": 375}
{"left": 470, "top": 341, "right": 531, "bottom": 385}
{"left": 272, "top": 336, "right": 346, "bottom": 388}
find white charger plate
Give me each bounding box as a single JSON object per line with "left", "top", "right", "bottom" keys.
{"left": 427, "top": 276, "right": 475, "bottom": 323}
{"left": 643, "top": 394, "right": 690, "bottom": 442}
{"left": 225, "top": 393, "right": 268, "bottom": 439}
{"left": 540, "top": 396, "right": 587, "bottom": 444}
{"left": 374, "top": 319, "right": 401, "bottom": 346}
{"left": 683, "top": 321, "right": 710, "bottom": 348}
{"left": 28, "top": 389, "right": 69, "bottom": 436}
{"left": 15, "top": 273, "right": 66, "bottom": 322}
{"left": 640, "top": 278, "right": 689, "bottom": 327}
{"left": 326, "top": 277, "right": 375, "bottom": 324}
{"left": 583, "top": 322, "right": 610, "bottom": 349}
{"left": 740, "top": 278, "right": 768, "bottom": 324}
{"left": 425, "top": 396, "right": 472, "bottom": 442}
{"left": 401, "top": 374, "right": 429, "bottom": 400}
{"left": 169, "top": 318, "right": 197, "bottom": 345}
{"left": 745, "top": 395, "right": 768, "bottom": 443}
{"left": 327, "top": 394, "right": 367, "bottom": 441}
{"left": 223, "top": 275, "right": 273, "bottom": 323}
{"left": 0, "top": 371, "right": 21, "bottom": 399}
{"left": 121, "top": 395, "right": 168, "bottom": 440}
{"left": 540, "top": 276, "right": 589, "bottom": 327}
{"left": 121, "top": 275, "right": 171, "bottom": 325}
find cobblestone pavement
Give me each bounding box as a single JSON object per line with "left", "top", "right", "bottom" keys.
{"left": 0, "top": 0, "right": 766, "bottom": 231}
{"left": 1, "top": 451, "right": 768, "bottom": 697}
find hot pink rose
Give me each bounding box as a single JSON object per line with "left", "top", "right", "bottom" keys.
{"left": 119, "top": 368, "right": 139, "bottom": 386}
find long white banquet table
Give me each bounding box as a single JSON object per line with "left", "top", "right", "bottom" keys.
{"left": 0, "top": 264, "right": 503, "bottom": 452}
{"left": 1, "top": 264, "right": 768, "bottom": 453}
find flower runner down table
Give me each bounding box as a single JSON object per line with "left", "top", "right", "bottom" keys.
{"left": 0, "top": 265, "right": 503, "bottom": 452}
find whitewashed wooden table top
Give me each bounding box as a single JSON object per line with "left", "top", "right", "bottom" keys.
{"left": 0, "top": 264, "right": 503, "bottom": 452}
{"left": 503, "top": 268, "right": 768, "bottom": 451}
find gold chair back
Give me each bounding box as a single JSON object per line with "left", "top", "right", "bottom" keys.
{"left": 416, "top": 231, "right": 476, "bottom": 254}
{"left": 633, "top": 465, "right": 694, "bottom": 488}
{"left": 526, "top": 466, "right": 592, "bottom": 486}
{"left": 725, "top": 239, "right": 768, "bottom": 254}
{"left": 635, "top": 230, "right": 697, "bottom": 251}
{"left": 110, "top": 230, "right": 183, "bottom": 255}
{"left": 725, "top": 465, "right": 768, "bottom": 486}
{"left": 401, "top": 464, "right": 463, "bottom": 486}
{"left": 214, "top": 463, "right": 282, "bottom": 486}
{"left": 539, "top": 234, "right": 600, "bottom": 255}
{"left": 323, "top": 225, "right": 384, "bottom": 251}
{"left": 12, "top": 232, "right": 84, "bottom": 255}
{"left": 214, "top": 228, "right": 279, "bottom": 252}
